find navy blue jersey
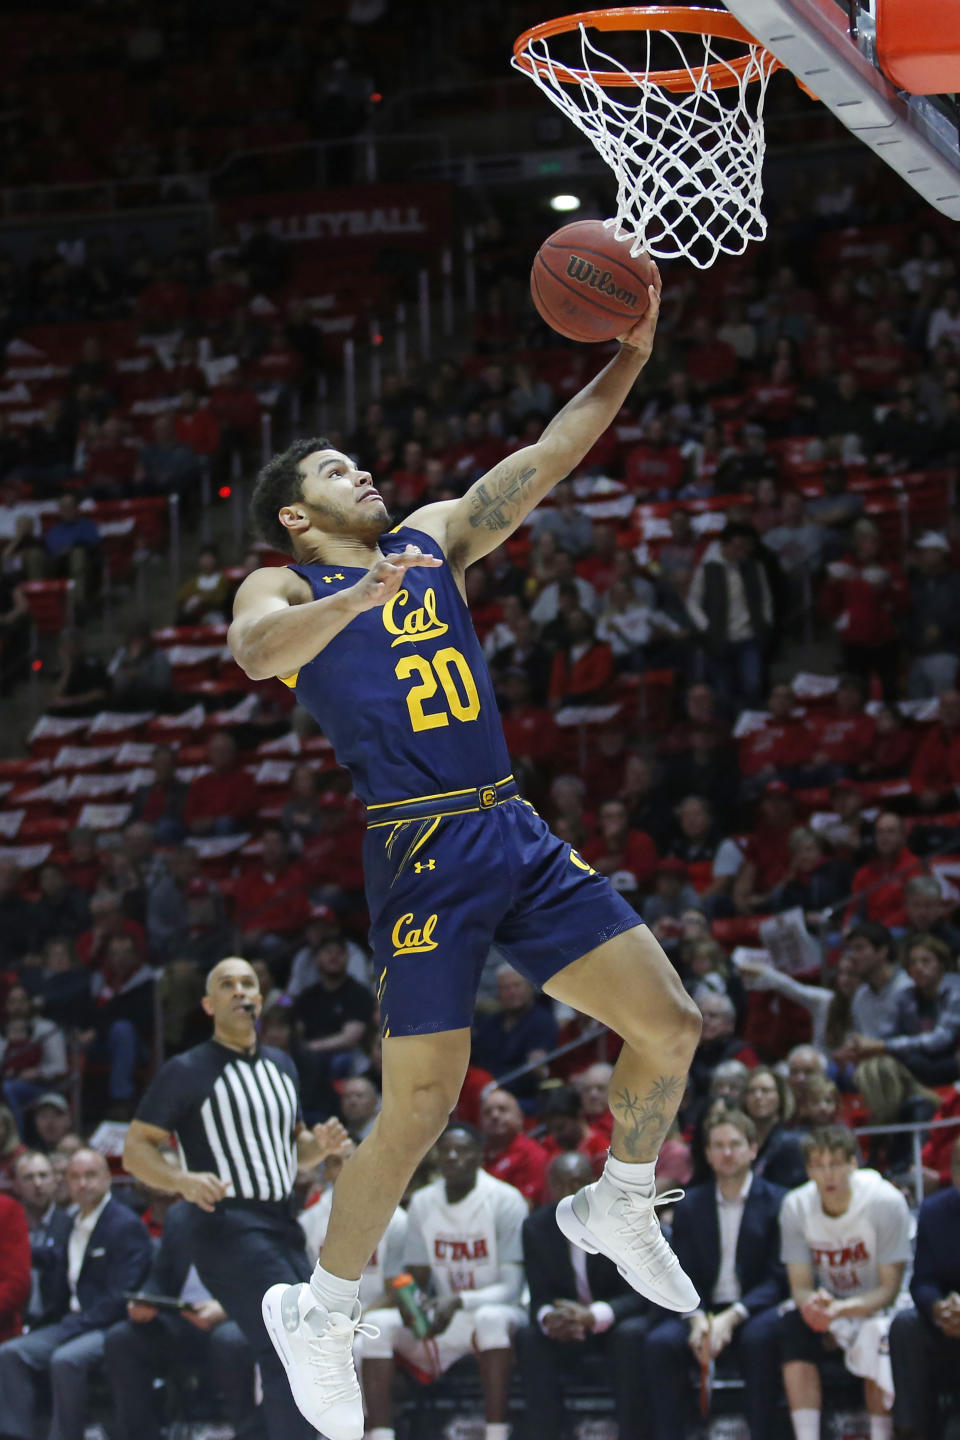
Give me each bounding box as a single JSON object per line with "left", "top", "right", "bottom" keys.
{"left": 285, "top": 526, "right": 512, "bottom": 804}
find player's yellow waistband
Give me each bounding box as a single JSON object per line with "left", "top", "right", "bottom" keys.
{"left": 365, "top": 774, "right": 518, "bottom": 828}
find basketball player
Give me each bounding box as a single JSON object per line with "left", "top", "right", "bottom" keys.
{"left": 231, "top": 274, "right": 704, "bottom": 1440}
{"left": 361, "top": 1123, "right": 528, "bottom": 1440}
{"left": 778, "top": 1125, "right": 911, "bottom": 1440}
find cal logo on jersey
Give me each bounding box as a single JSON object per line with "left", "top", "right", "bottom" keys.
{"left": 392, "top": 912, "right": 439, "bottom": 955}
{"left": 382, "top": 587, "right": 448, "bottom": 646}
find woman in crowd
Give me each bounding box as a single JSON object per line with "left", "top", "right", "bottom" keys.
{"left": 744, "top": 1065, "right": 808, "bottom": 1188}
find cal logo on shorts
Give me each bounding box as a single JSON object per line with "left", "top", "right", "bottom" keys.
{"left": 392, "top": 912, "right": 439, "bottom": 955}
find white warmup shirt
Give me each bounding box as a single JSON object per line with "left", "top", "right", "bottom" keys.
{"left": 404, "top": 1168, "right": 527, "bottom": 1304}
{"left": 780, "top": 1168, "right": 912, "bottom": 1405}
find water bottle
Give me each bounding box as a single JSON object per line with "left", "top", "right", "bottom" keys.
{"left": 391, "top": 1273, "right": 431, "bottom": 1339}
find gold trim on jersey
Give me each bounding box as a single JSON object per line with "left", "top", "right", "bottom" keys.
{"left": 387, "top": 815, "right": 442, "bottom": 886}
{"left": 279, "top": 671, "right": 299, "bottom": 688}
{"left": 367, "top": 774, "right": 514, "bottom": 812}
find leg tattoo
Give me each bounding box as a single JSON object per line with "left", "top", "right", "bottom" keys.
{"left": 612, "top": 1075, "right": 683, "bottom": 1158}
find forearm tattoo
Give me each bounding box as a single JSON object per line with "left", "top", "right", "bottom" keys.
{"left": 613, "top": 1075, "right": 683, "bottom": 1157}
{"left": 467, "top": 464, "right": 537, "bottom": 531}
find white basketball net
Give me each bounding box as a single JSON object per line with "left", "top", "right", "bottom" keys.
{"left": 513, "top": 21, "right": 777, "bottom": 269}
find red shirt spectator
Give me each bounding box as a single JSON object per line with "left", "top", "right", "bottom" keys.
{"left": 233, "top": 828, "right": 312, "bottom": 938}
{"left": 820, "top": 531, "right": 911, "bottom": 649}
{"left": 582, "top": 799, "right": 659, "bottom": 892}
{"left": 747, "top": 362, "right": 798, "bottom": 425}
{"left": 686, "top": 317, "right": 739, "bottom": 392}
{"left": 573, "top": 1063, "right": 616, "bottom": 1141}
{"left": 137, "top": 275, "right": 190, "bottom": 324}
{"left": 390, "top": 441, "right": 429, "bottom": 507}
{"left": 175, "top": 391, "right": 221, "bottom": 457}
{"left": 860, "top": 706, "right": 918, "bottom": 777}
{"left": 738, "top": 683, "right": 811, "bottom": 778}
{"left": 548, "top": 612, "right": 614, "bottom": 707}
{"left": 444, "top": 411, "right": 507, "bottom": 478}
{"left": 301, "top": 809, "right": 365, "bottom": 894}
{"left": 625, "top": 421, "right": 684, "bottom": 495}
{"left": 540, "top": 1086, "right": 610, "bottom": 1187}
{"left": 250, "top": 328, "right": 303, "bottom": 388}
{"left": 0, "top": 1192, "right": 30, "bottom": 1342}
{"left": 804, "top": 677, "right": 876, "bottom": 768}
{"left": 83, "top": 417, "right": 137, "bottom": 489}
{"left": 575, "top": 524, "right": 620, "bottom": 595}
{"left": 910, "top": 691, "right": 960, "bottom": 803}
{"left": 76, "top": 892, "right": 147, "bottom": 968}
{"left": 734, "top": 785, "right": 797, "bottom": 907}
{"left": 500, "top": 697, "right": 559, "bottom": 770}
{"left": 210, "top": 373, "right": 261, "bottom": 436}
{"left": 847, "top": 320, "right": 913, "bottom": 393}
{"left": 921, "top": 1083, "right": 960, "bottom": 1187}
{"left": 847, "top": 812, "right": 921, "bottom": 928}
{"left": 183, "top": 731, "right": 258, "bottom": 835}
{"left": 480, "top": 1087, "right": 548, "bottom": 1207}
{"left": 455, "top": 1064, "right": 496, "bottom": 1127}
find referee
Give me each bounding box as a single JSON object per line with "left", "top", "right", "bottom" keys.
{"left": 123, "top": 956, "right": 348, "bottom": 1440}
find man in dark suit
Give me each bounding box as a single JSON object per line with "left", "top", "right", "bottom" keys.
{"left": 0, "top": 1147, "right": 151, "bottom": 1440}
{"left": 103, "top": 1198, "right": 265, "bottom": 1440}
{"left": 643, "top": 1109, "right": 786, "bottom": 1439}
{"left": 12, "top": 1151, "right": 72, "bottom": 1330}
{"left": 890, "top": 1134, "right": 960, "bottom": 1438}
{"left": 515, "top": 1153, "right": 653, "bottom": 1440}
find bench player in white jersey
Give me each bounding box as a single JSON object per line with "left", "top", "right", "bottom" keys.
{"left": 777, "top": 1125, "right": 911, "bottom": 1440}
{"left": 361, "top": 1124, "right": 527, "bottom": 1440}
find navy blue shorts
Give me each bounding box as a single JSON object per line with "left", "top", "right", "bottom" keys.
{"left": 363, "top": 794, "right": 641, "bottom": 1037}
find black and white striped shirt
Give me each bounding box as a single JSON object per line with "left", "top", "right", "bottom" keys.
{"left": 137, "top": 1040, "right": 300, "bottom": 1203}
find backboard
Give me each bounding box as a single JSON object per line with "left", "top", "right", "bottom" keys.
{"left": 723, "top": 0, "right": 960, "bottom": 219}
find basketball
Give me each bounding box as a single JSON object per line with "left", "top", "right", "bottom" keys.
{"left": 530, "top": 220, "right": 656, "bottom": 343}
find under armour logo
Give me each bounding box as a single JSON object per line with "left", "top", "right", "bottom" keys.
{"left": 414, "top": 859, "right": 436, "bottom": 873}
{"left": 322, "top": 573, "right": 345, "bottom": 583}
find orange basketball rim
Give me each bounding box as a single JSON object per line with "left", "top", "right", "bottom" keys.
{"left": 513, "top": 5, "right": 788, "bottom": 95}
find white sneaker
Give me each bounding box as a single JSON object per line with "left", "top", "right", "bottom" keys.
{"left": 262, "top": 1282, "right": 377, "bottom": 1440}
{"left": 556, "top": 1179, "right": 700, "bottom": 1313}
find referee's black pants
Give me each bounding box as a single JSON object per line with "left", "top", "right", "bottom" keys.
{"left": 186, "top": 1203, "right": 315, "bottom": 1440}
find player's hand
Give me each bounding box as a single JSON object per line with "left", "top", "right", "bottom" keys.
{"left": 617, "top": 264, "right": 661, "bottom": 361}
{"left": 183, "top": 1299, "right": 227, "bottom": 1332}
{"left": 312, "top": 1117, "right": 352, "bottom": 1162}
{"left": 350, "top": 545, "right": 443, "bottom": 612}
{"left": 801, "top": 1291, "right": 834, "bottom": 1333}
{"left": 179, "top": 1171, "right": 229, "bottom": 1212}
{"left": 127, "top": 1302, "right": 158, "bottom": 1324}
{"left": 425, "top": 1295, "right": 461, "bottom": 1338}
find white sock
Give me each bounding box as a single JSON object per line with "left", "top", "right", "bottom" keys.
{"left": 485, "top": 1425, "right": 509, "bottom": 1440}
{"left": 369, "top": 1430, "right": 395, "bottom": 1440}
{"left": 791, "top": 1409, "right": 820, "bottom": 1440}
{"left": 309, "top": 1261, "right": 360, "bottom": 1317}
{"left": 869, "top": 1417, "right": 892, "bottom": 1440}
{"left": 604, "top": 1155, "right": 656, "bottom": 1195}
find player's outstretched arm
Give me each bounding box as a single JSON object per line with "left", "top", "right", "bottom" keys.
{"left": 408, "top": 269, "right": 660, "bottom": 569}
{"left": 229, "top": 547, "right": 441, "bottom": 680}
